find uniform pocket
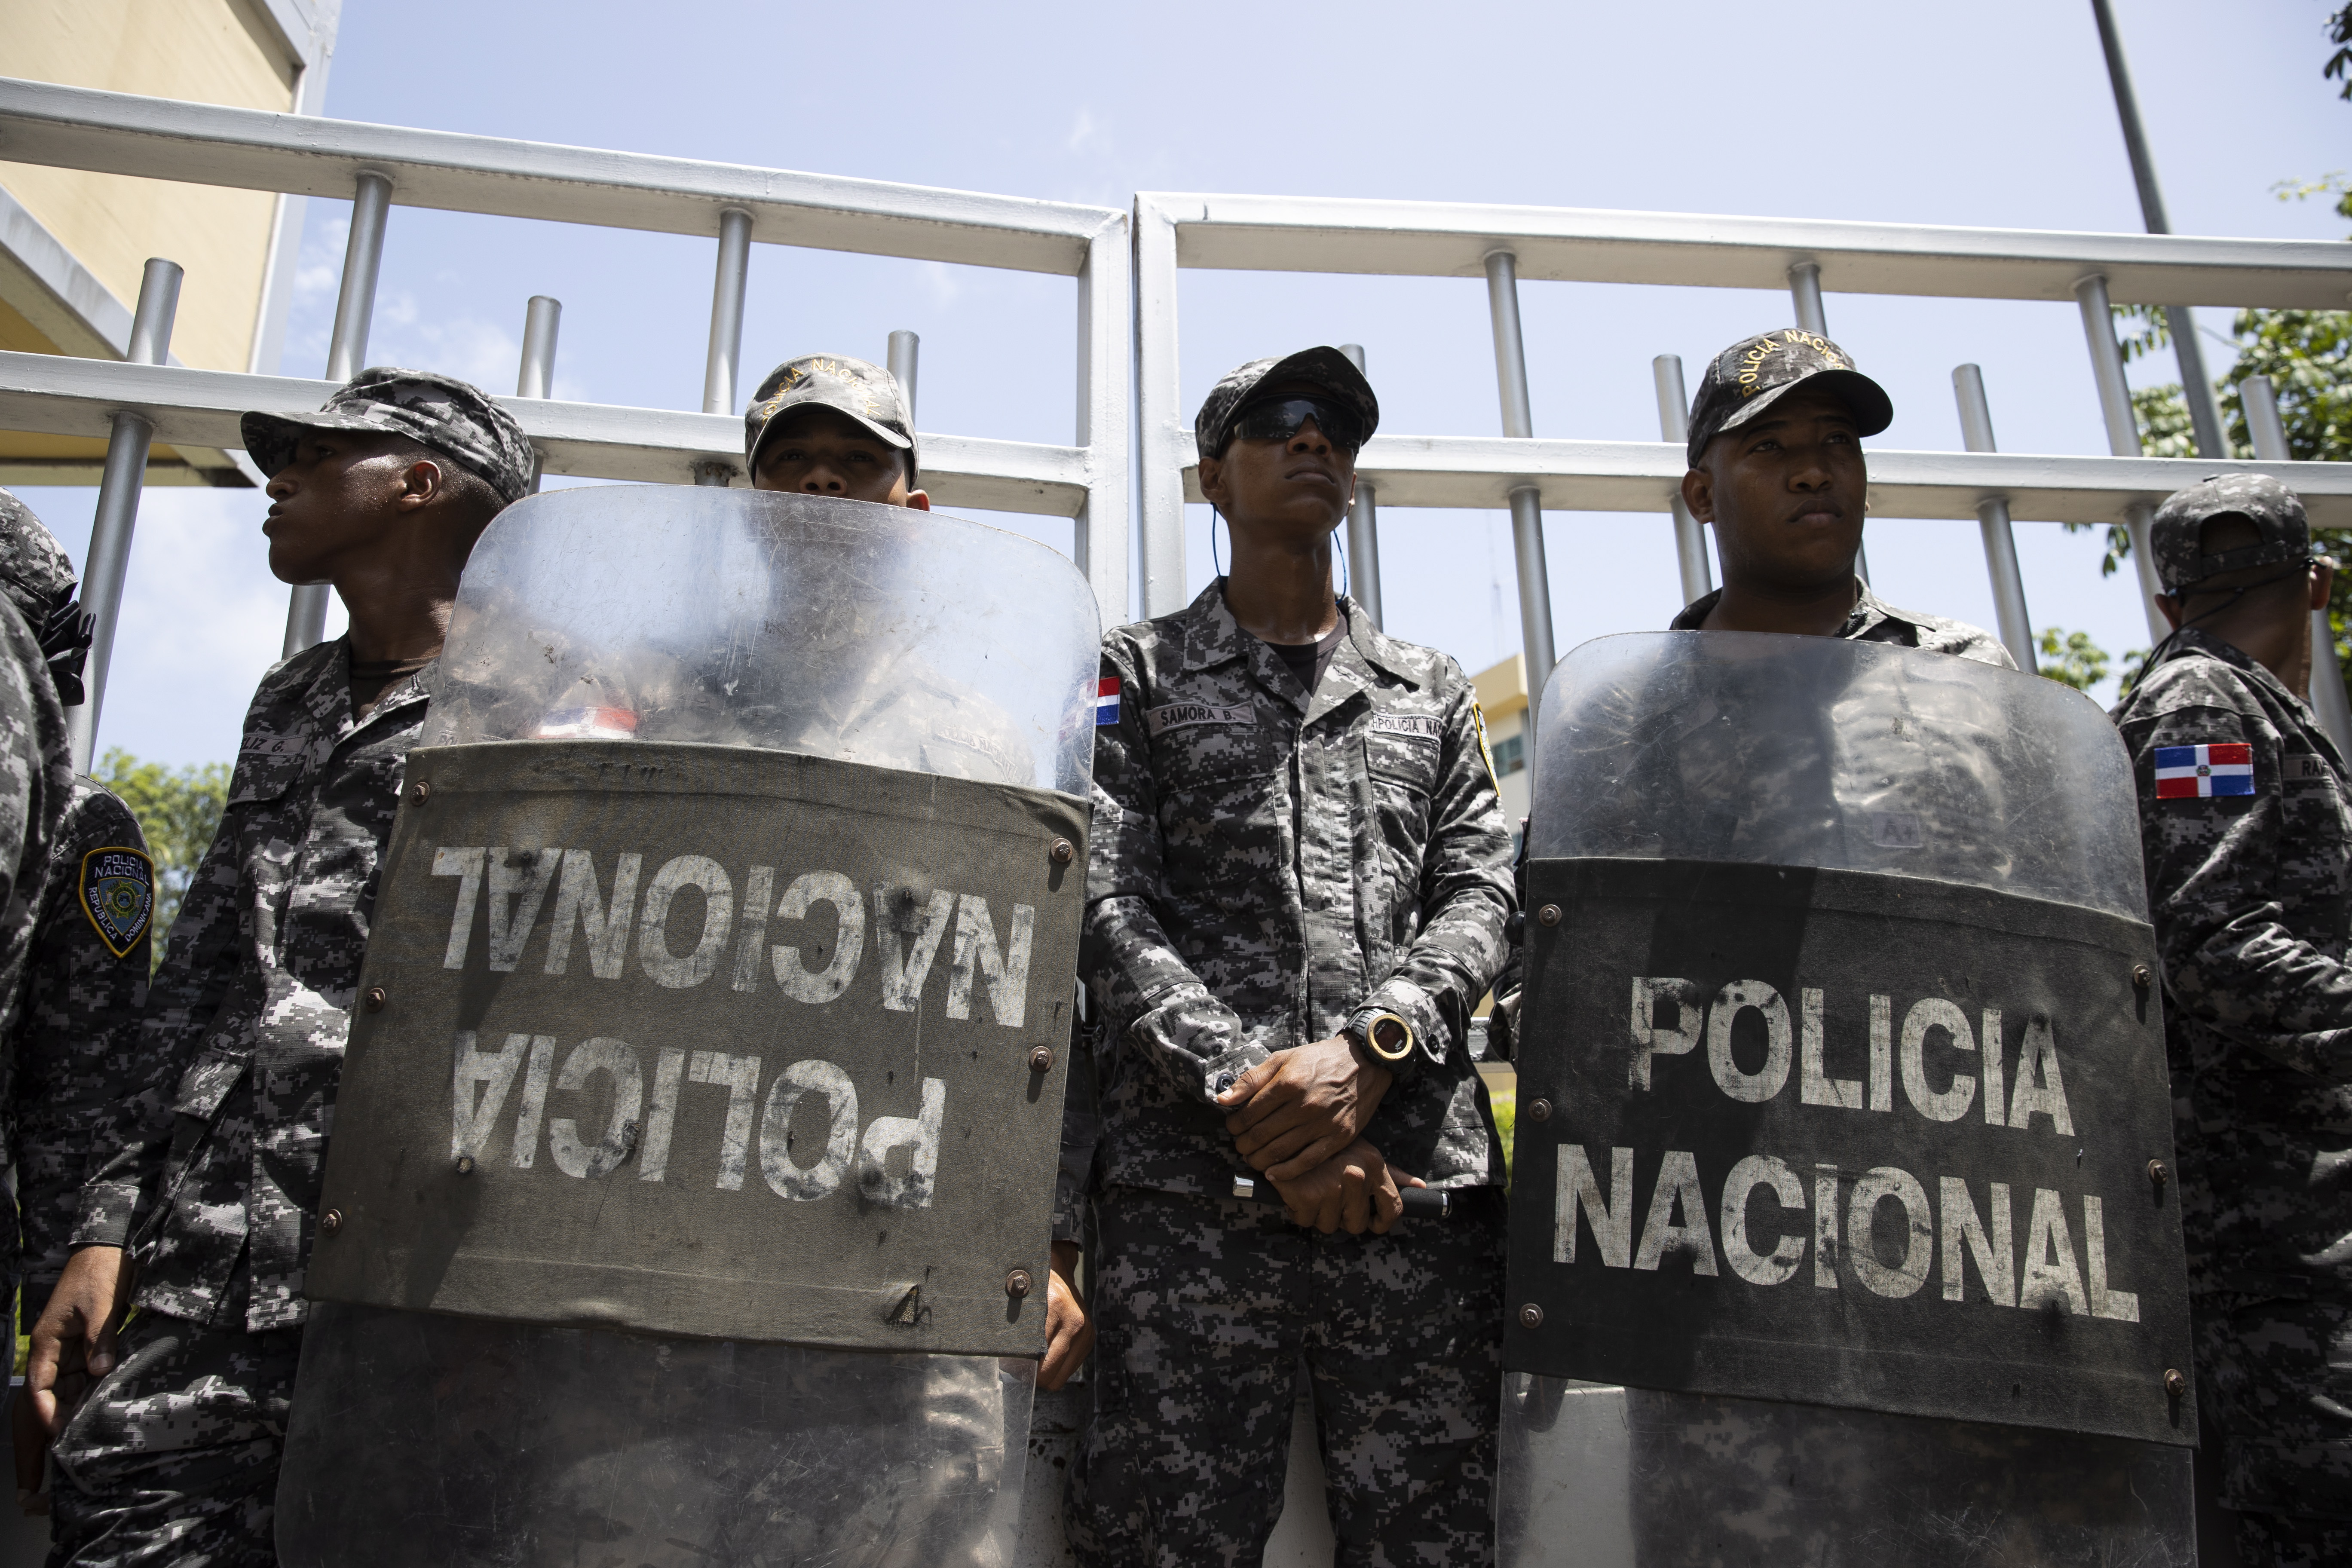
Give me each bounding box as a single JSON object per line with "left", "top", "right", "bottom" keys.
{"left": 170, "top": 1045, "right": 249, "bottom": 1121}
{"left": 227, "top": 745, "right": 306, "bottom": 808}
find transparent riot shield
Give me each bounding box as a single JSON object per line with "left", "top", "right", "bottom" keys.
{"left": 1498, "top": 631, "right": 2195, "bottom": 1567}
{"left": 274, "top": 487, "right": 1101, "bottom": 1568}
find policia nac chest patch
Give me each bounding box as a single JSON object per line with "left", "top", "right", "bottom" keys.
{"left": 80, "top": 846, "right": 155, "bottom": 958}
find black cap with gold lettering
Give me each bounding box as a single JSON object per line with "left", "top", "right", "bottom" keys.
{"left": 1684, "top": 328, "right": 1893, "bottom": 467}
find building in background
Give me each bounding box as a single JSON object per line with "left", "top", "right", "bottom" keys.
{"left": 0, "top": 0, "right": 340, "bottom": 487}
{"left": 1474, "top": 651, "right": 1529, "bottom": 838}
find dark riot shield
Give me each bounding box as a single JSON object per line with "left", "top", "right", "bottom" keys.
{"left": 273, "top": 487, "right": 1101, "bottom": 1568}
{"left": 1498, "top": 632, "right": 2196, "bottom": 1568}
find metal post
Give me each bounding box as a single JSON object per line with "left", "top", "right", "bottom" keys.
{"left": 2087, "top": 0, "right": 2227, "bottom": 459}
{"left": 1338, "top": 343, "right": 1382, "bottom": 628}
{"left": 2076, "top": 273, "right": 2171, "bottom": 644}
{"left": 68, "top": 257, "right": 181, "bottom": 772}
{"left": 1134, "top": 200, "right": 1188, "bottom": 619}
{"left": 886, "top": 330, "right": 919, "bottom": 420}
{"left": 1787, "top": 262, "right": 1827, "bottom": 337}
{"left": 1785, "top": 262, "right": 1867, "bottom": 583}
{"left": 1652, "top": 354, "right": 1714, "bottom": 605}
{"left": 2242, "top": 375, "right": 2352, "bottom": 750}
{"left": 287, "top": 170, "right": 393, "bottom": 656}
{"left": 1951, "top": 364, "right": 2039, "bottom": 672}
{"left": 1483, "top": 250, "right": 1556, "bottom": 763}
{"left": 325, "top": 172, "right": 391, "bottom": 381}
{"left": 1076, "top": 221, "right": 1132, "bottom": 623}
{"left": 516, "top": 295, "right": 560, "bottom": 494}
{"left": 695, "top": 207, "right": 753, "bottom": 487}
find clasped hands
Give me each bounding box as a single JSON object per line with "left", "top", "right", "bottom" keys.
{"left": 1214, "top": 1035, "right": 1423, "bottom": 1235}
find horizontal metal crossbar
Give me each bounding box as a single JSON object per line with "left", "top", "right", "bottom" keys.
{"left": 0, "top": 352, "right": 1094, "bottom": 516}
{"left": 1138, "top": 191, "right": 2352, "bottom": 307}
{"left": 1171, "top": 434, "right": 2352, "bottom": 527}
{"left": 0, "top": 77, "right": 1121, "bottom": 274}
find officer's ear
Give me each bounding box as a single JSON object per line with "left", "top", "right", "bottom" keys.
{"left": 1681, "top": 466, "right": 1714, "bottom": 525}
{"left": 2311, "top": 560, "right": 2334, "bottom": 614}
{"left": 1197, "top": 451, "right": 1228, "bottom": 512}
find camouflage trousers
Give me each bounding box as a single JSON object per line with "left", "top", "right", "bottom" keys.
{"left": 1066, "top": 1184, "right": 1505, "bottom": 1568}
{"left": 46, "top": 1313, "right": 300, "bottom": 1568}
{"left": 2196, "top": 1295, "right": 2352, "bottom": 1566}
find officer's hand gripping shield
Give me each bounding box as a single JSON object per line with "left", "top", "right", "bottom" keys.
{"left": 274, "top": 487, "right": 1100, "bottom": 1568}
{"left": 1498, "top": 632, "right": 2196, "bottom": 1567}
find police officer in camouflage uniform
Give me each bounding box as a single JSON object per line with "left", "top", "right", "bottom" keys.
{"left": 1672, "top": 328, "right": 2013, "bottom": 664}
{"left": 27, "top": 370, "right": 532, "bottom": 1567}
{"left": 0, "top": 492, "right": 154, "bottom": 1507}
{"left": 1066, "top": 348, "right": 1515, "bottom": 1566}
{"left": 740, "top": 352, "right": 1035, "bottom": 785}
{"left": 2111, "top": 474, "right": 2352, "bottom": 1568}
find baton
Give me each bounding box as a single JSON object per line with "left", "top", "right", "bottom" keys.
{"left": 1230, "top": 1174, "right": 1453, "bottom": 1219}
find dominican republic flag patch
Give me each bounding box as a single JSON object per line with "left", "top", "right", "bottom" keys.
{"left": 1095, "top": 677, "right": 1121, "bottom": 726}
{"left": 2155, "top": 742, "right": 2255, "bottom": 799}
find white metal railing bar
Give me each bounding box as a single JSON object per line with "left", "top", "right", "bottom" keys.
{"left": 0, "top": 80, "right": 1130, "bottom": 740}
{"left": 1148, "top": 430, "right": 2352, "bottom": 525}
{"left": 1141, "top": 190, "right": 2352, "bottom": 306}
{"left": 0, "top": 78, "right": 1115, "bottom": 274}
{"left": 0, "top": 352, "right": 1096, "bottom": 517}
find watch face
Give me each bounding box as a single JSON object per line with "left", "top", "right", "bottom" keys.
{"left": 1368, "top": 1014, "right": 1413, "bottom": 1060}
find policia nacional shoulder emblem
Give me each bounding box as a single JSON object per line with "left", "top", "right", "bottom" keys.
{"left": 80, "top": 846, "right": 155, "bottom": 959}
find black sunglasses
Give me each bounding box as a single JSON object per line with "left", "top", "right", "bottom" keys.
{"left": 1226, "top": 395, "right": 1367, "bottom": 453}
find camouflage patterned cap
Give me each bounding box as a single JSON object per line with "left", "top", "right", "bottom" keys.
{"left": 0, "top": 487, "right": 93, "bottom": 704}
{"left": 2150, "top": 473, "right": 2312, "bottom": 591}
{"left": 744, "top": 355, "right": 917, "bottom": 479}
{"left": 0, "top": 488, "right": 79, "bottom": 629}
{"left": 241, "top": 368, "right": 535, "bottom": 506}
{"left": 1685, "top": 328, "right": 1893, "bottom": 466}
{"left": 1194, "top": 346, "right": 1379, "bottom": 461}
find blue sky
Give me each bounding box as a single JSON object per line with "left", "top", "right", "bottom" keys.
{"left": 16, "top": 0, "right": 2351, "bottom": 767}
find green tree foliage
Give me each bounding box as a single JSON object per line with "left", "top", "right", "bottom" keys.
{"left": 2067, "top": 177, "right": 2352, "bottom": 686}
{"left": 2329, "top": 4, "right": 2352, "bottom": 100}
{"left": 2037, "top": 628, "right": 2113, "bottom": 692}
{"left": 94, "top": 749, "right": 228, "bottom": 965}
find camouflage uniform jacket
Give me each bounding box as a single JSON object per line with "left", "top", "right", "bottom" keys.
{"left": 1669, "top": 579, "right": 2018, "bottom": 669}
{"left": 1083, "top": 583, "right": 1516, "bottom": 1198}
{"left": 0, "top": 602, "right": 73, "bottom": 1304}
{"left": 74, "top": 637, "right": 427, "bottom": 1331}
{"left": 2111, "top": 628, "right": 2352, "bottom": 1301}
{"left": 8, "top": 777, "right": 150, "bottom": 1315}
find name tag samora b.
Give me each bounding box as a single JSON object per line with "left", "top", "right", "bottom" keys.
{"left": 1148, "top": 702, "right": 1255, "bottom": 736}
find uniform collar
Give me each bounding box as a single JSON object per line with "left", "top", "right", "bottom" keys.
{"left": 1176, "top": 579, "right": 1425, "bottom": 691}
{"left": 1669, "top": 577, "right": 1917, "bottom": 640}
{"left": 2146, "top": 625, "right": 2309, "bottom": 712}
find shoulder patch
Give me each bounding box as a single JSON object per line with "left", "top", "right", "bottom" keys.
{"left": 80, "top": 845, "right": 155, "bottom": 958}
{"left": 1148, "top": 701, "right": 1254, "bottom": 737}
{"left": 2154, "top": 743, "right": 2256, "bottom": 800}
{"left": 1094, "top": 677, "right": 1121, "bottom": 727}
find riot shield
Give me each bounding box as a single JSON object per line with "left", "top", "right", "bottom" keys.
{"left": 273, "top": 487, "right": 1100, "bottom": 1568}
{"left": 1498, "top": 631, "right": 2195, "bottom": 1567}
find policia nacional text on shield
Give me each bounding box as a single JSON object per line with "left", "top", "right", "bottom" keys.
{"left": 305, "top": 739, "right": 1086, "bottom": 1357}
{"left": 1507, "top": 855, "right": 2193, "bottom": 1446}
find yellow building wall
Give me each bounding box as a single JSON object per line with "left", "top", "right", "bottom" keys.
{"left": 1, "top": 0, "right": 300, "bottom": 374}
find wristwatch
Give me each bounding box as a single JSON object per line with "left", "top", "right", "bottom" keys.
{"left": 1355, "top": 1011, "right": 1416, "bottom": 1075}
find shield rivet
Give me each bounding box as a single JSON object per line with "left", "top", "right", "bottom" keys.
{"left": 1006, "top": 1269, "right": 1034, "bottom": 1299}
{"left": 455, "top": 1155, "right": 476, "bottom": 1176}
{"left": 1518, "top": 1303, "right": 1544, "bottom": 1329}
{"left": 2164, "top": 1367, "right": 2187, "bottom": 1399}
{"left": 321, "top": 1208, "right": 344, "bottom": 1237}
{"left": 1528, "top": 1099, "right": 1553, "bottom": 1122}
{"left": 408, "top": 781, "right": 431, "bottom": 805}
{"left": 1049, "top": 839, "right": 1075, "bottom": 865}
{"left": 1537, "top": 905, "right": 1562, "bottom": 927}
{"left": 363, "top": 986, "right": 386, "bottom": 1013}
{"left": 1029, "top": 1045, "right": 1054, "bottom": 1073}
{"left": 2148, "top": 1159, "right": 2168, "bottom": 1188}
{"left": 2132, "top": 964, "right": 2152, "bottom": 988}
